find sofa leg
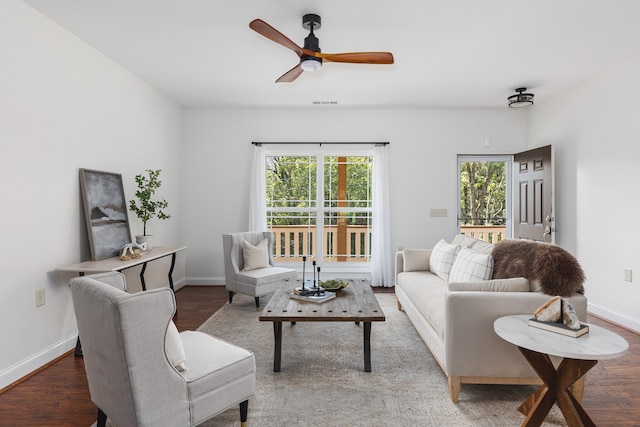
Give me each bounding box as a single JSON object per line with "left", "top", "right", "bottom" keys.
{"left": 255, "top": 297, "right": 260, "bottom": 310}
{"left": 239, "top": 399, "right": 249, "bottom": 427}
{"left": 228, "top": 291, "right": 234, "bottom": 304}
{"left": 97, "top": 408, "right": 107, "bottom": 427}
{"left": 448, "top": 376, "right": 461, "bottom": 403}
{"left": 397, "top": 298, "right": 403, "bottom": 311}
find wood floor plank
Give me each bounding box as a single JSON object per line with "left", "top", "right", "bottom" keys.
{"left": 0, "top": 285, "right": 637, "bottom": 426}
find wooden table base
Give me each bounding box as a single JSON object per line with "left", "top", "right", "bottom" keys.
{"left": 269, "top": 320, "right": 374, "bottom": 372}
{"left": 517, "top": 346, "right": 597, "bottom": 427}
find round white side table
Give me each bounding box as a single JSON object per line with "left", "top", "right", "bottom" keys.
{"left": 494, "top": 314, "right": 628, "bottom": 427}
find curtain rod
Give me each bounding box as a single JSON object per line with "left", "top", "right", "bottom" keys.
{"left": 252, "top": 141, "right": 389, "bottom": 146}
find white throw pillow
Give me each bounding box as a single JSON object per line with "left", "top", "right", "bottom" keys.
{"left": 242, "top": 238, "right": 270, "bottom": 271}
{"left": 165, "top": 320, "right": 187, "bottom": 372}
{"left": 402, "top": 249, "right": 431, "bottom": 272}
{"left": 448, "top": 247, "right": 494, "bottom": 282}
{"left": 429, "top": 240, "right": 461, "bottom": 282}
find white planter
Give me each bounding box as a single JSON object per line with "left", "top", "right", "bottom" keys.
{"left": 135, "top": 235, "right": 154, "bottom": 251}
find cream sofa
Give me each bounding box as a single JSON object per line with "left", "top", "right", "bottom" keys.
{"left": 395, "top": 234, "right": 588, "bottom": 402}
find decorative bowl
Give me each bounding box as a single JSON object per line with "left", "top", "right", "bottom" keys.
{"left": 320, "top": 280, "right": 349, "bottom": 292}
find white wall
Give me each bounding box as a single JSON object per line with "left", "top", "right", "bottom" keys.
{"left": 0, "top": 1, "right": 186, "bottom": 389}
{"left": 184, "top": 108, "right": 528, "bottom": 284}
{"left": 529, "top": 54, "right": 640, "bottom": 332}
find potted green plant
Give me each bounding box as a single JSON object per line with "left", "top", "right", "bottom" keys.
{"left": 129, "top": 169, "right": 170, "bottom": 250}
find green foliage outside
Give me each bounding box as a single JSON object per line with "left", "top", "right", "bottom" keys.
{"left": 459, "top": 161, "right": 506, "bottom": 226}
{"left": 266, "top": 156, "right": 372, "bottom": 227}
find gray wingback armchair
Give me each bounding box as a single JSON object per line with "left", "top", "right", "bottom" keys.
{"left": 222, "top": 231, "right": 296, "bottom": 308}
{"left": 70, "top": 272, "right": 256, "bottom": 427}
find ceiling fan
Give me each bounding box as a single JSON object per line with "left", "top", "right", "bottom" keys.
{"left": 249, "top": 14, "right": 394, "bottom": 83}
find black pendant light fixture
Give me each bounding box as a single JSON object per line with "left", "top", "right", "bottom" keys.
{"left": 508, "top": 87, "right": 534, "bottom": 108}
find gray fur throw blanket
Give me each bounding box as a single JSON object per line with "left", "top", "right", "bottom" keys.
{"left": 492, "top": 239, "right": 585, "bottom": 296}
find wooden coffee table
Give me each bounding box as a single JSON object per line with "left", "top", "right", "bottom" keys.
{"left": 259, "top": 280, "right": 386, "bottom": 372}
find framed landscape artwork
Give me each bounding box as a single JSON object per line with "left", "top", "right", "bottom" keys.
{"left": 79, "top": 169, "right": 132, "bottom": 260}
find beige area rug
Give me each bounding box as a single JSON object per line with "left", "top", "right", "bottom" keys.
{"left": 100, "top": 293, "right": 566, "bottom": 426}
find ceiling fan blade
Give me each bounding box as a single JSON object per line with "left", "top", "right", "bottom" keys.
{"left": 304, "top": 50, "right": 394, "bottom": 64}
{"left": 276, "top": 64, "right": 304, "bottom": 83}
{"left": 250, "top": 19, "right": 303, "bottom": 57}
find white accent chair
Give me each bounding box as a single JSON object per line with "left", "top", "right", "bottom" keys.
{"left": 70, "top": 272, "right": 256, "bottom": 427}
{"left": 223, "top": 231, "right": 297, "bottom": 308}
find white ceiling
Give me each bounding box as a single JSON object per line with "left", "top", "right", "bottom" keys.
{"left": 23, "top": 0, "right": 640, "bottom": 109}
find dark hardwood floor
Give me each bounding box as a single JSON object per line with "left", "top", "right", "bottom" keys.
{"left": 0, "top": 285, "right": 638, "bottom": 426}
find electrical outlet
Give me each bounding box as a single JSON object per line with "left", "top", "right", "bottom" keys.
{"left": 624, "top": 269, "right": 633, "bottom": 282}
{"left": 36, "top": 288, "right": 45, "bottom": 307}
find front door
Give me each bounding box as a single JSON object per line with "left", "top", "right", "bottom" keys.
{"left": 513, "top": 145, "right": 553, "bottom": 242}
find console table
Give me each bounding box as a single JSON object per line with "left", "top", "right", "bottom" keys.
{"left": 494, "top": 314, "right": 628, "bottom": 427}
{"left": 58, "top": 246, "right": 186, "bottom": 357}
{"left": 57, "top": 246, "right": 186, "bottom": 291}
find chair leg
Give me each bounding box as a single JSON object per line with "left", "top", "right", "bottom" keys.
{"left": 228, "top": 291, "right": 234, "bottom": 304}
{"left": 97, "top": 408, "right": 107, "bottom": 427}
{"left": 254, "top": 297, "right": 260, "bottom": 308}
{"left": 239, "top": 399, "right": 249, "bottom": 427}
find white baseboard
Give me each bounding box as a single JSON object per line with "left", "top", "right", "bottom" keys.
{"left": 588, "top": 302, "right": 640, "bottom": 333}
{"left": 185, "top": 276, "right": 226, "bottom": 286}
{"left": 0, "top": 334, "right": 78, "bottom": 390}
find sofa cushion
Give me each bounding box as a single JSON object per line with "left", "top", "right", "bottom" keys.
{"left": 448, "top": 247, "right": 494, "bottom": 282}
{"left": 452, "top": 233, "right": 495, "bottom": 253}
{"left": 396, "top": 272, "right": 447, "bottom": 339}
{"left": 470, "top": 240, "right": 494, "bottom": 254}
{"left": 451, "top": 234, "right": 479, "bottom": 249}
{"left": 403, "top": 249, "right": 431, "bottom": 272}
{"left": 448, "top": 277, "right": 530, "bottom": 292}
{"left": 242, "top": 238, "right": 270, "bottom": 271}
{"left": 429, "top": 240, "right": 460, "bottom": 282}
{"left": 180, "top": 331, "right": 255, "bottom": 400}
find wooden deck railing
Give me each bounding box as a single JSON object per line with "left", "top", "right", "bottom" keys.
{"left": 270, "top": 225, "right": 370, "bottom": 262}
{"left": 459, "top": 225, "right": 506, "bottom": 243}
{"left": 270, "top": 225, "right": 506, "bottom": 262}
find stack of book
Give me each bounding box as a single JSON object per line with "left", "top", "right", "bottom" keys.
{"left": 290, "top": 287, "right": 335, "bottom": 303}
{"left": 528, "top": 318, "right": 589, "bottom": 337}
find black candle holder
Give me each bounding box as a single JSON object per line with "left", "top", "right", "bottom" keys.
{"left": 301, "top": 256, "right": 307, "bottom": 291}
{"left": 294, "top": 258, "right": 325, "bottom": 296}
{"left": 316, "top": 266, "right": 324, "bottom": 296}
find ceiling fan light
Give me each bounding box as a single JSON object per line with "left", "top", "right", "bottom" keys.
{"left": 301, "top": 58, "right": 322, "bottom": 71}
{"left": 508, "top": 87, "right": 534, "bottom": 108}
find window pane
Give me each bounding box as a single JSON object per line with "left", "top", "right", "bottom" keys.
{"left": 459, "top": 161, "right": 507, "bottom": 225}
{"left": 266, "top": 156, "right": 316, "bottom": 209}
{"left": 458, "top": 159, "right": 507, "bottom": 244}
{"left": 266, "top": 156, "right": 316, "bottom": 261}
{"left": 322, "top": 156, "right": 372, "bottom": 263}
{"left": 269, "top": 215, "right": 316, "bottom": 261}
{"left": 324, "top": 156, "right": 372, "bottom": 208}
{"left": 265, "top": 153, "right": 372, "bottom": 264}
{"left": 323, "top": 211, "right": 371, "bottom": 262}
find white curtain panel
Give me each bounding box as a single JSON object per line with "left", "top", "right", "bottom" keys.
{"left": 248, "top": 145, "right": 267, "bottom": 231}
{"left": 371, "top": 145, "right": 394, "bottom": 286}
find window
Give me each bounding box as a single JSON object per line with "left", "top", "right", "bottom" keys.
{"left": 457, "top": 155, "right": 512, "bottom": 243}
{"left": 265, "top": 153, "right": 373, "bottom": 264}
